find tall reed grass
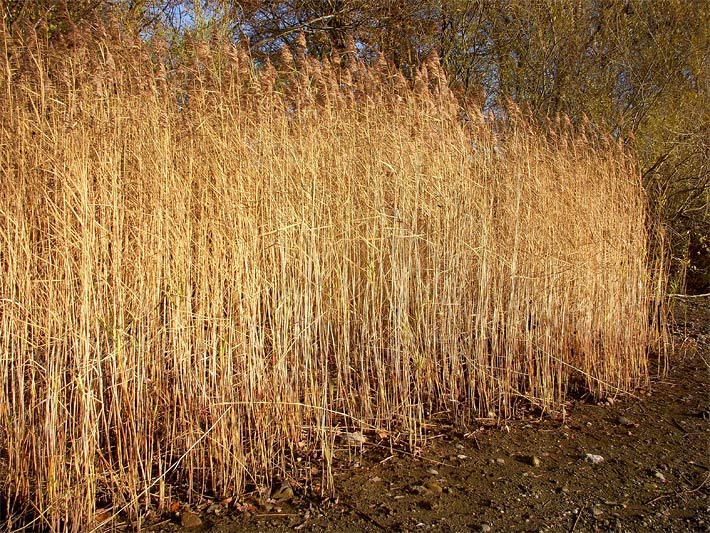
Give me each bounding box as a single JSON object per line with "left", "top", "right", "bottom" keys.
{"left": 0, "top": 20, "right": 667, "bottom": 531}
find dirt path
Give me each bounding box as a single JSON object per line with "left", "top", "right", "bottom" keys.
{"left": 152, "top": 299, "right": 709, "bottom": 533}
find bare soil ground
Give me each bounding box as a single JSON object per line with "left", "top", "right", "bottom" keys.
{"left": 148, "top": 299, "right": 709, "bottom": 533}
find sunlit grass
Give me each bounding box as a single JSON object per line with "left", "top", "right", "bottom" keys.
{"left": 0, "top": 22, "right": 667, "bottom": 531}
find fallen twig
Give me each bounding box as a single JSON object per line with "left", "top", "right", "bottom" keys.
{"left": 570, "top": 505, "right": 585, "bottom": 532}
{"left": 645, "top": 472, "right": 710, "bottom": 505}
{"left": 342, "top": 503, "right": 388, "bottom": 531}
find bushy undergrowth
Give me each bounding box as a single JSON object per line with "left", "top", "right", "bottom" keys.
{"left": 0, "top": 22, "right": 667, "bottom": 531}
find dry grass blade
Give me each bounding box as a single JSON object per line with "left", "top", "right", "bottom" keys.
{"left": 0, "top": 25, "right": 667, "bottom": 531}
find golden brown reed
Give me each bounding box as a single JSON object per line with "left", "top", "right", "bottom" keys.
{"left": 0, "top": 23, "right": 667, "bottom": 531}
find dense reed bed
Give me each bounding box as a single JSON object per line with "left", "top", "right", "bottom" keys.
{"left": 0, "top": 22, "right": 667, "bottom": 531}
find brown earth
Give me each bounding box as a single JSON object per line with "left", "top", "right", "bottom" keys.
{"left": 141, "top": 299, "right": 709, "bottom": 533}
